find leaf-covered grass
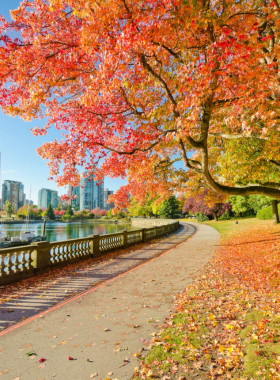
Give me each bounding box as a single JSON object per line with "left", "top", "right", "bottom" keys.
{"left": 134, "top": 220, "right": 280, "bottom": 379}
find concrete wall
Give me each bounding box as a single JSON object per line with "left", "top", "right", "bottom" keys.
{"left": 131, "top": 218, "right": 177, "bottom": 226}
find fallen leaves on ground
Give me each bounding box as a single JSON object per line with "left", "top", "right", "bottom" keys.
{"left": 134, "top": 223, "right": 280, "bottom": 379}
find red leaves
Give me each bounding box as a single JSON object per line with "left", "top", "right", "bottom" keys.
{"left": 0, "top": 0, "right": 279, "bottom": 206}
{"left": 38, "top": 358, "right": 46, "bottom": 363}
{"left": 68, "top": 356, "right": 73, "bottom": 360}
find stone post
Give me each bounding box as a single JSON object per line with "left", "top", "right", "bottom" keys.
{"left": 90, "top": 234, "right": 100, "bottom": 257}
{"left": 31, "top": 241, "right": 50, "bottom": 271}
{"left": 142, "top": 228, "right": 147, "bottom": 243}
{"left": 123, "top": 230, "right": 128, "bottom": 249}
{"left": 156, "top": 226, "right": 161, "bottom": 238}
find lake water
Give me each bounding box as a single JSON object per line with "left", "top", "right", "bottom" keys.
{"left": 0, "top": 222, "right": 141, "bottom": 243}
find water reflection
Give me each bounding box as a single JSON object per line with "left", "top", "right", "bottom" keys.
{"left": 0, "top": 222, "right": 140, "bottom": 242}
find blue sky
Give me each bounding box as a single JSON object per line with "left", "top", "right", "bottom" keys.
{"left": 0, "top": 1, "right": 127, "bottom": 205}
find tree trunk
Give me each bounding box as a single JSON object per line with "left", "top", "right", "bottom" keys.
{"left": 272, "top": 200, "right": 279, "bottom": 224}
{"left": 213, "top": 212, "right": 218, "bottom": 221}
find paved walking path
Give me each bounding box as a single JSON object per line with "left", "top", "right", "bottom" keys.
{"left": 0, "top": 222, "right": 220, "bottom": 380}
{"left": 0, "top": 224, "right": 195, "bottom": 331}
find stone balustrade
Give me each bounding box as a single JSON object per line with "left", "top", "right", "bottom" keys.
{"left": 0, "top": 221, "right": 179, "bottom": 286}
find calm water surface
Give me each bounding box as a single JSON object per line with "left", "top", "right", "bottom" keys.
{"left": 0, "top": 222, "right": 141, "bottom": 242}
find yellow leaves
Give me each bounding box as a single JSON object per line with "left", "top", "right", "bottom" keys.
{"left": 251, "top": 334, "right": 259, "bottom": 341}
{"left": 219, "top": 345, "right": 225, "bottom": 352}
{"left": 224, "top": 324, "right": 235, "bottom": 330}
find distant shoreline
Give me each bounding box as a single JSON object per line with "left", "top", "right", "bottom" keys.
{"left": 0, "top": 220, "right": 44, "bottom": 224}
{"left": 0, "top": 219, "right": 128, "bottom": 225}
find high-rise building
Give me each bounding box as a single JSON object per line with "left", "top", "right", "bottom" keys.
{"left": 38, "top": 188, "right": 58, "bottom": 209}
{"left": 2, "top": 180, "right": 24, "bottom": 210}
{"left": 103, "top": 188, "right": 114, "bottom": 210}
{"left": 72, "top": 186, "right": 80, "bottom": 210}
{"left": 80, "top": 175, "right": 104, "bottom": 211}
{"left": 68, "top": 184, "right": 80, "bottom": 210}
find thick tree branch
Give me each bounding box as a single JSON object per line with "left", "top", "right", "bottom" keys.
{"left": 139, "top": 54, "right": 179, "bottom": 117}
{"left": 152, "top": 41, "right": 183, "bottom": 63}
{"left": 179, "top": 139, "right": 202, "bottom": 173}
{"left": 269, "top": 160, "right": 280, "bottom": 170}
{"left": 154, "top": 157, "right": 181, "bottom": 174}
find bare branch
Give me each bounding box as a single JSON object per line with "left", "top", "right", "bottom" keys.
{"left": 120, "top": 87, "right": 143, "bottom": 115}
{"left": 153, "top": 41, "right": 183, "bottom": 63}
{"left": 93, "top": 131, "right": 172, "bottom": 155}
{"left": 213, "top": 97, "right": 239, "bottom": 106}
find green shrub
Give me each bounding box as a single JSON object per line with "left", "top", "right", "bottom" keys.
{"left": 257, "top": 204, "right": 280, "bottom": 220}
{"left": 219, "top": 211, "right": 231, "bottom": 220}
{"left": 196, "top": 213, "right": 209, "bottom": 222}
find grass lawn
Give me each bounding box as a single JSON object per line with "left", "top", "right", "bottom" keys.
{"left": 134, "top": 218, "right": 280, "bottom": 379}
{"left": 181, "top": 217, "right": 272, "bottom": 236}
{"left": 203, "top": 218, "right": 271, "bottom": 236}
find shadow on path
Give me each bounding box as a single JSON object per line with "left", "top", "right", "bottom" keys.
{"left": 0, "top": 223, "right": 196, "bottom": 331}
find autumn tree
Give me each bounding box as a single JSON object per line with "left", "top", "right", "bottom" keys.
{"left": 92, "top": 208, "right": 101, "bottom": 217}
{"left": 157, "top": 196, "right": 180, "bottom": 219}
{"left": 4, "top": 200, "right": 13, "bottom": 218}
{"left": 183, "top": 189, "right": 232, "bottom": 221}
{"left": 1, "top": 0, "right": 280, "bottom": 213}
{"left": 128, "top": 197, "right": 155, "bottom": 218}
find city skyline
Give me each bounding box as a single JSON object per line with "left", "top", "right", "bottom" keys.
{"left": 69, "top": 176, "right": 114, "bottom": 211}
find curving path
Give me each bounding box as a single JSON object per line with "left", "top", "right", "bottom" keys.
{"left": 0, "top": 222, "right": 219, "bottom": 380}
{"left": 0, "top": 223, "right": 195, "bottom": 331}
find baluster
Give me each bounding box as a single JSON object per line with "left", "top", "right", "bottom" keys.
{"left": 75, "top": 243, "right": 79, "bottom": 258}
{"left": 58, "top": 246, "right": 63, "bottom": 262}
{"left": 6, "top": 253, "right": 12, "bottom": 275}
{"left": 26, "top": 250, "right": 32, "bottom": 270}
{"left": 66, "top": 245, "right": 71, "bottom": 260}
{"left": 53, "top": 247, "right": 57, "bottom": 263}
{"left": 13, "top": 252, "right": 20, "bottom": 274}
{"left": 64, "top": 245, "right": 67, "bottom": 260}
{"left": 67, "top": 244, "right": 72, "bottom": 260}
{"left": 56, "top": 246, "right": 60, "bottom": 262}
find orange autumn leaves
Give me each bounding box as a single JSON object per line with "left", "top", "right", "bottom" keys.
{"left": 1, "top": 1, "right": 280, "bottom": 206}
{"left": 136, "top": 223, "right": 280, "bottom": 379}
